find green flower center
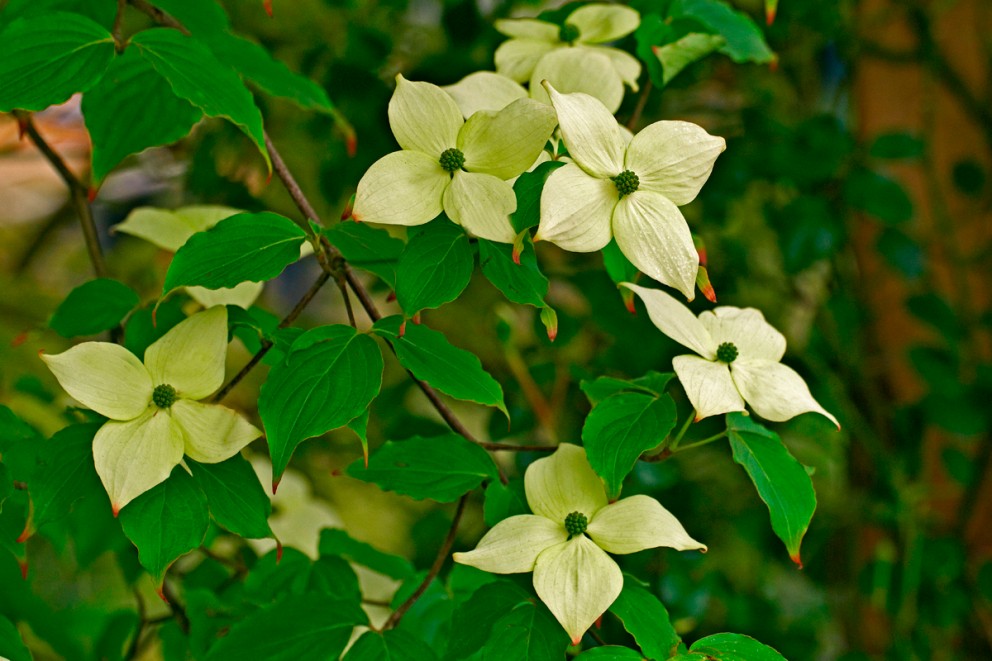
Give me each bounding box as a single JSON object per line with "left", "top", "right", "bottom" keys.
{"left": 152, "top": 384, "right": 177, "bottom": 409}
{"left": 559, "top": 23, "right": 580, "bottom": 44}
{"left": 716, "top": 342, "right": 739, "bottom": 363}
{"left": 564, "top": 511, "right": 588, "bottom": 537}
{"left": 439, "top": 148, "right": 465, "bottom": 173}
{"left": 611, "top": 170, "right": 640, "bottom": 197}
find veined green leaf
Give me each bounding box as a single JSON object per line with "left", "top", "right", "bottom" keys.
{"left": 259, "top": 325, "right": 383, "bottom": 482}
{"left": 188, "top": 454, "right": 272, "bottom": 539}
{"left": 49, "top": 278, "right": 140, "bottom": 337}
{"left": 319, "top": 528, "right": 415, "bottom": 580}
{"left": 395, "top": 221, "right": 474, "bottom": 315}
{"left": 669, "top": 0, "right": 774, "bottom": 64}
{"left": 325, "top": 223, "right": 405, "bottom": 286}
{"left": 482, "top": 601, "right": 569, "bottom": 661}
{"left": 344, "top": 630, "right": 438, "bottom": 661}
{"left": 0, "top": 12, "right": 115, "bottom": 112}
{"left": 726, "top": 412, "right": 816, "bottom": 566}
{"left": 446, "top": 581, "right": 531, "bottom": 660}
{"left": 689, "top": 632, "right": 787, "bottom": 660}
{"left": 0, "top": 614, "right": 31, "bottom": 661}
{"left": 478, "top": 237, "right": 548, "bottom": 308}
{"left": 609, "top": 574, "right": 681, "bottom": 660}
{"left": 511, "top": 160, "right": 565, "bottom": 233}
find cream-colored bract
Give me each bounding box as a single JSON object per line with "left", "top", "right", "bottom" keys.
{"left": 623, "top": 282, "right": 841, "bottom": 426}
{"left": 494, "top": 3, "right": 641, "bottom": 112}
{"left": 536, "top": 84, "right": 726, "bottom": 300}
{"left": 41, "top": 306, "right": 261, "bottom": 513}
{"left": 351, "top": 75, "right": 556, "bottom": 243}
{"left": 453, "top": 444, "right": 705, "bottom": 644}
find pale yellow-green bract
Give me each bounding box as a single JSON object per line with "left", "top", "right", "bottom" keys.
{"left": 351, "top": 75, "right": 557, "bottom": 243}
{"left": 41, "top": 306, "right": 261, "bottom": 513}
{"left": 454, "top": 444, "right": 705, "bottom": 644}
{"left": 536, "top": 83, "right": 726, "bottom": 300}
{"left": 623, "top": 282, "right": 841, "bottom": 427}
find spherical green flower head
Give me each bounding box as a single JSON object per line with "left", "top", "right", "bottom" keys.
{"left": 453, "top": 444, "right": 706, "bottom": 645}
{"left": 621, "top": 283, "right": 841, "bottom": 427}
{"left": 41, "top": 306, "right": 262, "bottom": 514}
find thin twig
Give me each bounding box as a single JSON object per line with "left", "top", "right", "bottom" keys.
{"left": 112, "top": 0, "right": 128, "bottom": 52}
{"left": 128, "top": 0, "right": 190, "bottom": 35}
{"left": 159, "top": 579, "right": 189, "bottom": 634}
{"left": 18, "top": 114, "right": 107, "bottom": 278}
{"left": 383, "top": 495, "right": 467, "bottom": 630}
{"left": 212, "top": 270, "right": 331, "bottom": 402}
{"left": 478, "top": 441, "right": 556, "bottom": 453}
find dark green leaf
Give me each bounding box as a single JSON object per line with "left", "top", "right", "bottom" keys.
{"left": 951, "top": 159, "right": 986, "bottom": 197}
{"left": 319, "top": 528, "right": 415, "bottom": 580}
{"left": 689, "top": 633, "right": 787, "bottom": 660}
{"left": 479, "top": 238, "right": 548, "bottom": 308}
{"left": 163, "top": 212, "right": 306, "bottom": 292}
{"left": 869, "top": 132, "right": 925, "bottom": 160}
{"left": 49, "top": 278, "right": 139, "bottom": 337}
{"left": 373, "top": 316, "right": 507, "bottom": 415}
{"left": 131, "top": 29, "right": 269, "bottom": 169}
{"left": 582, "top": 392, "right": 677, "bottom": 499}
{"left": 23, "top": 422, "right": 102, "bottom": 539}
{"left": 119, "top": 466, "right": 209, "bottom": 582}
{"left": 654, "top": 32, "right": 725, "bottom": 85}
{"left": 0, "top": 12, "right": 115, "bottom": 112}
{"left": 511, "top": 161, "right": 565, "bottom": 233}
{"left": 601, "top": 239, "right": 639, "bottom": 285}
{"left": 575, "top": 646, "right": 646, "bottom": 660}
{"left": 482, "top": 601, "right": 569, "bottom": 660}
{"left": 609, "top": 574, "right": 681, "bottom": 660}
{"left": 0, "top": 465, "right": 10, "bottom": 509}
{"left": 581, "top": 372, "right": 675, "bottom": 405}
{"left": 188, "top": 455, "right": 272, "bottom": 539}
{"left": 205, "top": 593, "right": 367, "bottom": 661}
{"left": 395, "top": 221, "right": 474, "bottom": 315}
{"left": 483, "top": 479, "right": 529, "bottom": 526}
{"left": 669, "top": 0, "right": 774, "bottom": 64}
{"left": 151, "top": 0, "right": 230, "bottom": 35}
{"left": 844, "top": 168, "right": 913, "bottom": 224}
{"left": 345, "top": 630, "right": 438, "bottom": 661}
{"left": 876, "top": 227, "right": 924, "bottom": 278}
{"left": 726, "top": 412, "right": 815, "bottom": 565}
{"left": 348, "top": 434, "right": 498, "bottom": 502}
{"left": 259, "top": 324, "right": 383, "bottom": 482}
{"left": 0, "top": 614, "right": 31, "bottom": 661}
{"left": 325, "top": 223, "right": 405, "bottom": 286}
{"left": 82, "top": 48, "right": 202, "bottom": 184}
{"left": 446, "top": 580, "right": 531, "bottom": 661}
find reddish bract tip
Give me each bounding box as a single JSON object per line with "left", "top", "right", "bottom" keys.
{"left": 341, "top": 195, "right": 355, "bottom": 221}
{"left": 346, "top": 134, "right": 358, "bottom": 158}
{"left": 512, "top": 245, "right": 522, "bottom": 265}
{"left": 265, "top": 169, "right": 273, "bottom": 187}
{"left": 386, "top": 291, "right": 397, "bottom": 303}
{"left": 769, "top": 54, "right": 780, "bottom": 73}
{"left": 701, "top": 282, "right": 717, "bottom": 303}
{"left": 791, "top": 552, "right": 803, "bottom": 569}
{"left": 156, "top": 585, "right": 167, "bottom": 602}
{"left": 412, "top": 312, "right": 421, "bottom": 325}
{"left": 264, "top": 0, "right": 273, "bottom": 17}
{"left": 112, "top": 503, "right": 120, "bottom": 518}
{"left": 594, "top": 615, "right": 603, "bottom": 629}
{"left": 697, "top": 247, "right": 708, "bottom": 267}
{"left": 12, "top": 331, "right": 28, "bottom": 347}
{"left": 398, "top": 320, "right": 407, "bottom": 338}
{"left": 624, "top": 294, "right": 636, "bottom": 315}
{"left": 16, "top": 523, "right": 32, "bottom": 544}
{"left": 19, "top": 560, "right": 28, "bottom": 580}
{"left": 271, "top": 477, "right": 281, "bottom": 495}
{"left": 546, "top": 324, "right": 558, "bottom": 342}
{"left": 766, "top": 9, "right": 776, "bottom": 24}
{"left": 571, "top": 635, "right": 582, "bottom": 646}
{"left": 276, "top": 539, "right": 284, "bottom": 563}
{"left": 87, "top": 187, "right": 98, "bottom": 203}
{"left": 363, "top": 451, "right": 369, "bottom": 469}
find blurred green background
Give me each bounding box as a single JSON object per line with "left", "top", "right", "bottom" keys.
{"left": 1, "top": 0, "right": 991, "bottom": 659}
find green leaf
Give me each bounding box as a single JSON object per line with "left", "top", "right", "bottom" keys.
{"left": 582, "top": 392, "right": 677, "bottom": 499}
{"left": 348, "top": 434, "right": 498, "bottom": 502}
{"left": 482, "top": 601, "right": 570, "bottom": 661}
{"left": 654, "top": 33, "right": 725, "bottom": 85}
{"left": 49, "top": 278, "right": 139, "bottom": 337}
{"left": 669, "top": 0, "right": 774, "bottom": 64}
{"left": 131, "top": 29, "right": 270, "bottom": 170}
{"left": 609, "top": 574, "right": 681, "bottom": 660}
{"left": 395, "top": 221, "right": 474, "bottom": 315}
{"left": 259, "top": 325, "right": 383, "bottom": 482}
{"left": 188, "top": 455, "right": 272, "bottom": 539}
{"left": 483, "top": 479, "right": 529, "bottom": 527}
{"left": 581, "top": 372, "right": 675, "bottom": 405}
{"left": 373, "top": 316, "right": 507, "bottom": 415}
{"left": 0, "top": 12, "right": 115, "bottom": 112}
{"left": 869, "top": 132, "right": 925, "bottom": 160}
{"left": 151, "top": 0, "right": 231, "bottom": 36}
{"left": 0, "top": 614, "right": 31, "bottom": 661}
{"left": 844, "top": 168, "right": 913, "bottom": 225}
{"left": 446, "top": 580, "right": 531, "bottom": 661}
{"left": 205, "top": 593, "right": 367, "bottom": 661}
{"left": 325, "top": 223, "right": 405, "bottom": 286}
{"left": 689, "top": 633, "right": 787, "bottom": 660}
{"left": 479, "top": 238, "right": 548, "bottom": 308}
{"left": 21, "top": 422, "right": 102, "bottom": 540}
{"left": 119, "top": 466, "right": 209, "bottom": 583}
{"left": 510, "top": 160, "right": 565, "bottom": 233}
{"left": 575, "top": 646, "right": 646, "bottom": 660}
{"left": 345, "top": 630, "right": 438, "bottom": 661}
{"left": 319, "top": 528, "right": 415, "bottom": 580}
{"left": 876, "top": 227, "right": 924, "bottom": 277}
{"left": 163, "top": 212, "right": 307, "bottom": 292}
{"left": 601, "top": 239, "right": 639, "bottom": 285}
{"left": 726, "top": 412, "right": 816, "bottom": 566}
{"left": 82, "top": 48, "right": 202, "bottom": 185}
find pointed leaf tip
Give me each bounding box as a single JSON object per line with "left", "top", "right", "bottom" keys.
{"left": 766, "top": 0, "right": 778, "bottom": 25}
{"left": 19, "top": 560, "right": 28, "bottom": 580}
{"left": 271, "top": 477, "right": 281, "bottom": 495}
{"left": 346, "top": 134, "right": 357, "bottom": 157}
{"left": 264, "top": 0, "right": 273, "bottom": 17}
{"left": 791, "top": 552, "right": 803, "bottom": 569}
{"left": 16, "top": 522, "right": 33, "bottom": 544}
{"left": 156, "top": 584, "right": 167, "bottom": 602}
{"left": 276, "top": 538, "right": 284, "bottom": 563}
{"left": 341, "top": 194, "right": 355, "bottom": 220}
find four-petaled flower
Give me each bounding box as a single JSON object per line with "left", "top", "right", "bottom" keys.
{"left": 495, "top": 3, "right": 642, "bottom": 112}
{"left": 351, "top": 74, "right": 556, "bottom": 243}
{"left": 623, "top": 282, "right": 840, "bottom": 426}
{"left": 454, "top": 444, "right": 705, "bottom": 644}
{"left": 42, "top": 306, "right": 261, "bottom": 513}
{"left": 536, "top": 83, "right": 726, "bottom": 300}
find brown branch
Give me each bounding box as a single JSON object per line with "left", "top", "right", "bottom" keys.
{"left": 478, "top": 441, "right": 555, "bottom": 452}
{"left": 212, "top": 269, "right": 331, "bottom": 402}
{"left": 159, "top": 578, "right": 189, "bottom": 634}
{"left": 128, "top": 0, "right": 190, "bottom": 35}
{"left": 112, "top": 0, "right": 128, "bottom": 52}
{"left": 18, "top": 113, "right": 107, "bottom": 278}
{"left": 383, "top": 495, "right": 467, "bottom": 630}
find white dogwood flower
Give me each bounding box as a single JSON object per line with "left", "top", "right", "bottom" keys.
{"left": 536, "top": 84, "right": 725, "bottom": 299}
{"left": 351, "top": 75, "right": 556, "bottom": 242}
{"left": 495, "top": 3, "right": 641, "bottom": 108}
{"left": 42, "top": 306, "right": 261, "bottom": 513}
{"left": 624, "top": 283, "right": 840, "bottom": 426}
{"left": 454, "top": 444, "right": 704, "bottom": 644}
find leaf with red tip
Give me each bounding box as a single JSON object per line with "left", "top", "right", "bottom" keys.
{"left": 696, "top": 265, "right": 717, "bottom": 303}
{"left": 765, "top": 0, "right": 779, "bottom": 25}
{"left": 479, "top": 237, "right": 549, "bottom": 309}
{"left": 541, "top": 306, "right": 558, "bottom": 342}
{"left": 188, "top": 455, "right": 273, "bottom": 540}
{"left": 726, "top": 413, "right": 815, "bottom": 566}
{"left": 347, "top": 410, "right": 370, "bottom": 468}
{"left": 264, "top": 0, "right": 273, "bottom": 17}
